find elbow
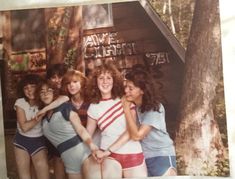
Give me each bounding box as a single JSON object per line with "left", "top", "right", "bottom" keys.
{"left": 20, "top": 126, "right": 30, "bottom": 133}
{"left": 130, "top": 134, "right": 143, "bottom": 141}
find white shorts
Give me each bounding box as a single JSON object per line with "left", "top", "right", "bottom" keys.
{"left": 61, "top": 143, "right": 90, "bottom": 174}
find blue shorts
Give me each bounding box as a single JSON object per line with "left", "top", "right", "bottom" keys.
{"left": 145, "top": 156, "right": 177, "bottom": 176}
{"left": 13, "top": 132, "right": 47, "bottom": 156}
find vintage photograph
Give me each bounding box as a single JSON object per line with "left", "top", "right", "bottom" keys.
{"left": 0, "top": 0, "right": 231, "bottom": 178}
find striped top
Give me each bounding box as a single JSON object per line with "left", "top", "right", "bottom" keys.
{"left": 87, "top": 98, "right": 143, "bottom": 154}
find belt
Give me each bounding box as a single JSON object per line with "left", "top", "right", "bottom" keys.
{"left": 57, "top": 135, "right": 82, "bottom": 154}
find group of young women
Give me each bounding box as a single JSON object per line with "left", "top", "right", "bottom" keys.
{"left": 13, "top": 61, "right": 177, "bottom": 179}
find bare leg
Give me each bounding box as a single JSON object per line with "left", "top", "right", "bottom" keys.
{"left": 163, "top": 167, "right": 177, "bottom": 176}
{"left": 82, "top": 156, "right": 122, "bottom": 179}
{"left": 102, "top": 158, "right": 122, "bottom": 179}
{"left": 82, "top": 156, "right": 102, "bottom": 179}
{"left": 31, "top": 149, "right": 50, "bottom": 179}
{"left": 123, "top": 161, "right": 147, "bottom": 178}
{"left": 53, "top": 156, "right": 67, "bottom": 179}
{"left": 67, "top": 173, "right": 82, "bottom": 179}
{"left": 30, "top": 162, "right": 36, "bottom": 179}
{"left": 14, "top": 147, "right": 31, "bottom": 179}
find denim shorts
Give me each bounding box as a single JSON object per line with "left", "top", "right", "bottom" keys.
{"left": 145, "top": 155, "right": 177, "bottom": 176}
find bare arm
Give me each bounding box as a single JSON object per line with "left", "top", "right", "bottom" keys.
{"left": 69, "top": 111, "right": 98, "bottom": 152}
{"left": 86, "top": 116, "right": 97, "bottom": 137}
{"left": 16, "top": 106, "right": 42, "bottom": 133}
{"left": 107, "top": 108, "right": 137, "bottom": 152}
{"left": 96, "top": 130, "right": 130, "bottom": 159}
{"left": 96, "top": 108, "right": 136, "bottom": 158}
{"left": 37, "top": 95, "right": 69, "bottom": 116}
{"left": 122, "top": 97, "right": 152, "bottom": 141}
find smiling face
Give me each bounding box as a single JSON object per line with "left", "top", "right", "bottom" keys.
{"left": 23, "top": 84, "right": 37, "bottom": 101}
{"left": 125, "top": 80, "right": 144, "bottom": 105}
{"left": 97, "top": 72, "right": 113, "bottom": 99}
{"left": 39, "top": 84, "right": 54, "bottom": 105}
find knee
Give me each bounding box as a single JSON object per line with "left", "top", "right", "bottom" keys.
{"left": 164, "top": 167, "right": 177, "bottom": 176}
{"left": 33, "top": 157, "right": 49, "bottom": 169}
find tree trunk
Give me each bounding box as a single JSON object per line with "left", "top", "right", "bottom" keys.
{"left": 175, "top": 0, "right": 228, "bottom": 175}
{"left": 45, "top": 7, "right": 73, "bottom": 66}
{"left": 45, "top": 7, "right": 83, "bottom": 71}
{"left": 64, "top": 6, "right": 84, "bottom": 72}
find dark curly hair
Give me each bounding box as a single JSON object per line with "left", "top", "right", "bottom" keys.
{"left": 85, "top": 62, "right": 124, "bottom": 104}
{"left": 17, "top": 74, "right": 42, "bottom": 100}
{"left": 35, "top": 79, "right": 60, "bottom": 109}
{"left": 125, "top": 67, "right": 164, "bottom": 113}
{"left": 61, "top": 69, "right": 87, "bottom": 99}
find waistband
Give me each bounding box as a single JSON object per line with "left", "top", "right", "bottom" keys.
{"left": 57, "top": 135, "right": 82, "bottom": 154}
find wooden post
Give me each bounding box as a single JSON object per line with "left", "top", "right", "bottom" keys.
{"left": 0, "top": 60, "right": 8, "bottom": 179}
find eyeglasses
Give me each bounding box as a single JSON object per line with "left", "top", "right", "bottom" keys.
{"left": 39, "top": 89, "right": 54, "bottom": 96}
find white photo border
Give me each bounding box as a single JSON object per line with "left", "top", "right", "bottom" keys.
{"left": 0, "top": 0, "right": 234, "bottom": 179}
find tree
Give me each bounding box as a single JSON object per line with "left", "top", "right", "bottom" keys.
{"left": 175, "top": 0, "right": 229, "bottom": 176}
{"left": 45, "top": 7, "right": 84, "bottom": 71}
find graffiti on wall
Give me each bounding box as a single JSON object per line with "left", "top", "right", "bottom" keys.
{"left": 83, "top": 32, "right": 170, "bottom": 66}
{"left": 145, "top": 52, "right": 170, "bottom": 66}
{"left": 84, "top": 32, "right": 137, "bottom": 59}
{"left": 9, "top": 49, "right": 46, "bottom": 72}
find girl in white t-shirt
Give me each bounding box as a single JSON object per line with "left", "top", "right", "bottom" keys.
{"left": 13, "top": 74, "right": 50, "bottom": 179}
{"left": 84, "top": 62, "right": 147, "bottom": 178}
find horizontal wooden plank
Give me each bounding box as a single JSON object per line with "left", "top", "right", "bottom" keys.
{"left": 112, "top": 1, "right": 145, "bottom": 19}
{"left": 114, "top": 27, "right": 162, "bottom": 41}
{"left": 113, "top": 15, "right": 154, "bottom": 31}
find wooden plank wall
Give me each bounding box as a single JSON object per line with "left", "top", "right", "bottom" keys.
{"left": 1, "top": 1, "right": 184, "bottom": 137}
{"left": 84, "top": 1, "right": 184, "bottom": 137}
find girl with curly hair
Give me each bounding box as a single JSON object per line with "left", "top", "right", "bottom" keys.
{"left": 84, "top": 62, "right": 147, "bottom": 178}
{"left": 122, "top": 66, "right": 177, "bottom": 176}
{"left": 13, "top": 74, "right": 50, "bottom": 179}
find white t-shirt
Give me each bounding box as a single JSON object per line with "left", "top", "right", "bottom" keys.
{"left": 14, "top": 98, "right": 43, "bottom": 137}
{"left": 87, "top": 98, "right": 142, "bottom": 154}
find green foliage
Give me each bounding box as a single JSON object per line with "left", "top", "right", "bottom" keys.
{"left": 203, "top": 157, "right": 230, "bottom": 176}
{"left": 148, "top": 0, "right": 195, "bottom": 49}
{"left": 149, "top": 1, "right": 229, "bottom": 175}
{"left": 64, "top": 47, "right": 77, "bottom": 69}
{"left": 176, "top": 155, "right": 187, "bottom": 175}
{"left": 177, "top": 154, "right": 230, "bottom": 176}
